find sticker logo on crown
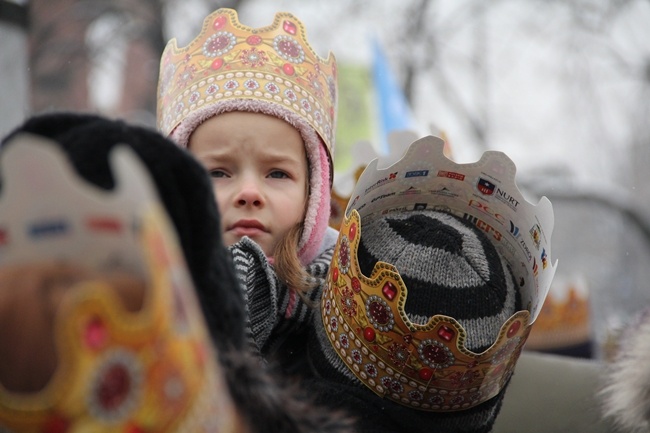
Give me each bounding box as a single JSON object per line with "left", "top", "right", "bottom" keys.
{"left": 157, "top": 8, "right": 337, "bottom": 156}
{"left": 322, "top": 136, "right": 557, "bottom": 411}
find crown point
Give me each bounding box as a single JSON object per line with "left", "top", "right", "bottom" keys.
{"left": 283, "top": 20, "right": 297, "bottom": 35}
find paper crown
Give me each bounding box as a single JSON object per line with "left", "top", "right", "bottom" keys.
{"left": 0, "top": 136, "right": 239, "bottom": 432}
{"left": 322, "top": 136, "right": 557, "bottom": 411}
{"left": 157, "top": 8, "right": 337, "bottom": 155}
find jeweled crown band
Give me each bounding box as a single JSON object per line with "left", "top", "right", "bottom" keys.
{"left": 322, "top": 210, "right": 532, "bottom": 412}
{"left": 157, "top": 8, "right": 337, "bottom": 157}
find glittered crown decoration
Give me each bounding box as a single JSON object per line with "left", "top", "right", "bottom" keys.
{"left": 157, "top": 8, "right": 337, "bottom": 155}
{"left": 0, "top": 136, "right": 239, "bottom": 432}
{"left": 322, "top": 136, "right": 557, "bottom": 412}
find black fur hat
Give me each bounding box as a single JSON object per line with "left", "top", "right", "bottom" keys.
{"left": 1, "top": 112, "right": 245, "bottom": 351}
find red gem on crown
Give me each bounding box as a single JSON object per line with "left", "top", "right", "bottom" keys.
{"left": 419, "top": 368, "right": 433, "bottom": 381}
{"left": 246, "top": 35, "right": 262, "bottom": 45}
{"left": 437, "top": 325, "right": 455, "bottom": 342}
{"left": 213, "top": 15, "right": 226, "bottom": 30}
{"left": 363, "top": 326, "right": 376, "bottom": 342}
{"left": 283, "top": 20, "right": 297, "bottom": 35}
{"left": 382, "top": 281, "right": 397, "bottom": 301}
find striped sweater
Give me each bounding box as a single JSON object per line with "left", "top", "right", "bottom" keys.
{"left": 229, "top": 236, "right": 333, "bottom": 359}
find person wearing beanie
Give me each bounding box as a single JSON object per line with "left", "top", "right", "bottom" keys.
{"left": 0, "top": 113, "right": 356, "bottom": 433}
{"left": 156, "top": 8, "right": 339, "bottom": 361}
{"left": 228, "top": 136, "right": 556, "bottom": 432}
{"left": 305, "top": 209, "right": 521, "bottom": 433}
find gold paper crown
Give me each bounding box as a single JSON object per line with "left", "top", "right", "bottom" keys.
{"left": 157, "top": 8, "right": 337, "bottom": 155}
{"left": 323, "top": 210, "right": 531, "bottom": 412}
{"left": 0, "top": 137, "right": 239, "bottom": 432}
{"left": 323, "top": 136, "right": 557, "bottom": 412}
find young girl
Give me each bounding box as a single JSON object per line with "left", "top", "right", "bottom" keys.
{"left": 157, "top": 8, "right": 338, "bottom": 357}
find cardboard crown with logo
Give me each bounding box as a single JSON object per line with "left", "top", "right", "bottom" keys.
{"left": 322, "top": 136, "right": 556, "bottom": 411}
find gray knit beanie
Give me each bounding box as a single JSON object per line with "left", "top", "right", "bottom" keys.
{"left": 356, "top": 210, "right": 520, "bottom": 352}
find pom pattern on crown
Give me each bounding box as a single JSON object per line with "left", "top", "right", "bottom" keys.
{"left": 157, "top": 8, "right": 337, "bottom": 156}
{"left": 322, "top": 210, "right": 531, "bottom": 412}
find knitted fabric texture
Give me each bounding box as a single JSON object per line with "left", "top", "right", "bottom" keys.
{"left": 356, "top": 210, "right": 521, "bottom": 352}
{"left": 230, "top": 236, "right": 332, "bottom": 360}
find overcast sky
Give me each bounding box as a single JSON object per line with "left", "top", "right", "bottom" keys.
{"left": 163, "top": 0, "right": 650, "bottom": 190}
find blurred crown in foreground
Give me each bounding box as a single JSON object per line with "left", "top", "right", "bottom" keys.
{"left": 0, "top": 136, "right": 239, "bottom": 432}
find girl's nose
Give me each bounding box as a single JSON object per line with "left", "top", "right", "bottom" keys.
{"left": 234, "top": 179, "right": 264, "bottom": 207}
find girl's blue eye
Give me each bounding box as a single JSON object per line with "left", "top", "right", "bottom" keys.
{"left": 268, "top": 171, "right": 289, "bottom": 179}
{"left": 209, "top": 170, "right": 228, "bottom": 178}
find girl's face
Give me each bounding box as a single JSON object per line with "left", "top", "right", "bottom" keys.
{"left": 189, "top": 111, "right": 308, "bottom": 257}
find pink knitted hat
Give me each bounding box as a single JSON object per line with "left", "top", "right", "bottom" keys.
{"left": 157, "top": 9, "right": 337, "bottom": 265}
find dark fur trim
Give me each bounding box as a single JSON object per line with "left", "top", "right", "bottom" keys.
{"left": 220, "top": 347, "right": 357, "bottom": 433}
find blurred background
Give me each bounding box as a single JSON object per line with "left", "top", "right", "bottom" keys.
{"left": 2, "top": 0, "right": 650, "bottom": 360}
